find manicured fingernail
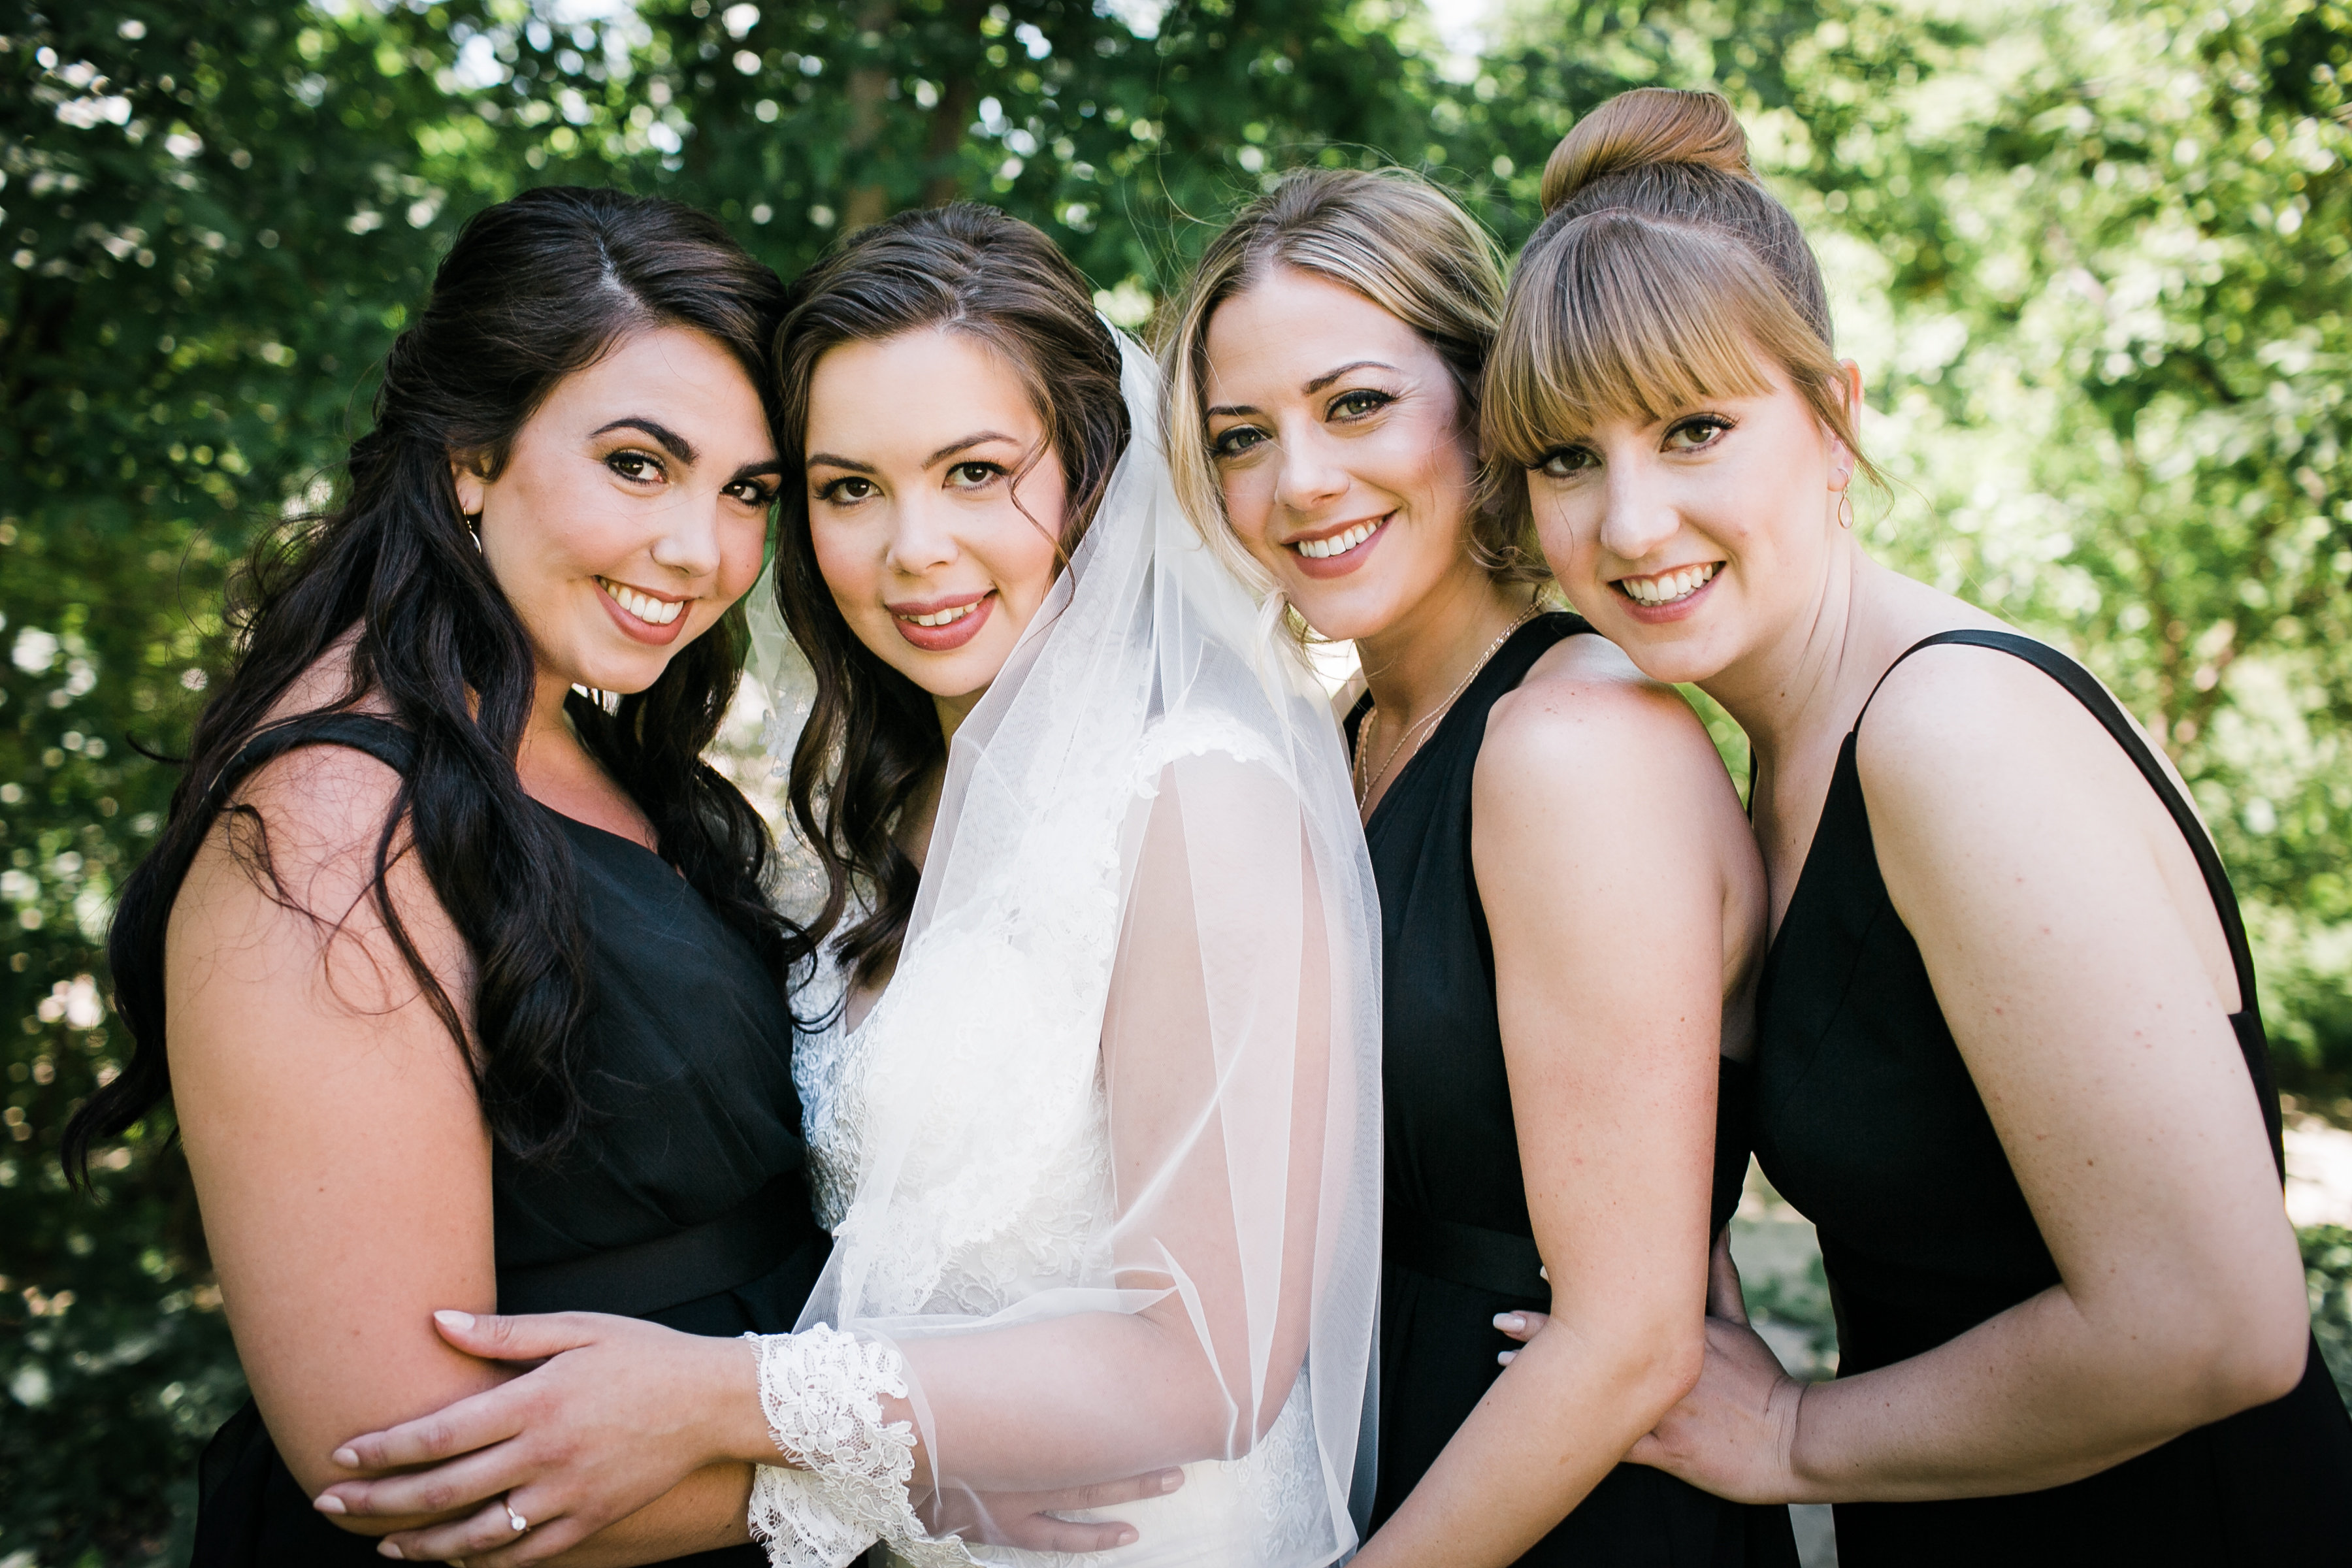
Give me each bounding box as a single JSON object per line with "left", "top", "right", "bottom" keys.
{"left": 1497, "top": 1349, "right": 1517, "bottom": 1365}
{"left": 332, "top": 1447, "right": 359, "bottom": 1468}
{"left": 434, "top": 1309, "right": 475, "bottom": 1330}
{"left": 377, "top": 1543, "right": 404, "bottom": 1560}
{"left": 1493, "top": 1313, "right": 1525, "bottom": 1332}
{"left": 313, "top": 1494, "right": 347, "bottom": 1515}
{"left": 1158, "top": 1468, "right": 1184, "bottom": 1492}
{"left": 1115, "top": 1528, "right": 1139, "bottom": 1547}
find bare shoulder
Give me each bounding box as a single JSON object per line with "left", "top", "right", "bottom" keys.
{"left": 1478, "top": 630, "right": 1729, "bottom": 798}
{"left": 1852, "top": 639, "right": 2155, "bottom": 834}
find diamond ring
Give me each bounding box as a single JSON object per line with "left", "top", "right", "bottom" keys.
{"left": 504, "top": 1499, "right": 529, "bottom": 1534}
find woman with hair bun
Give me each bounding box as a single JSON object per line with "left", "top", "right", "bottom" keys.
{"left": 1163, "top": 166, "right": 1799, "bottom": 1566}
{"left": 1487, "top": 86, "right": 2352, "bottom": 1565}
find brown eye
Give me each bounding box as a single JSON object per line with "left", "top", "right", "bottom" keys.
{"left": 608, "top": 451, "right": 664, "bottom": 483}
{"left": 1537, "top": 446, "right": 1598, "bottom": 478}
{"left": 1664, "top": 416, "right": 1734, "bottom": 451}
{"left": 820, "top": 476, "right": 876, "bottom": 503}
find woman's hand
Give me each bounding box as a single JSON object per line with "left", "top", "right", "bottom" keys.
{"left": 317, "top": 1309, "right": 1185, "bottom": 1563}
{"left": 313, "top": 1309, "right": 759, "bottom": 1564}
{"left": 923, "top": 1470, "right": 1187, "bottom": 1554}
{"left": 1498, "top": 1233, "right": 1814, "bottom": 1505}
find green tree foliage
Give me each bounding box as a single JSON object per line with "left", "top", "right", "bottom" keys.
{"left": 3, "top": 0, "right": 2348, "bottom": 1559}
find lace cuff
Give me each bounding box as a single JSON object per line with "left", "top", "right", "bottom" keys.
{"left": 743, "top": 1326, "right": 972, "bottom": 1568}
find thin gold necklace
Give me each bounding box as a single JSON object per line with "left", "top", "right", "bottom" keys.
{"left": 1354, "top": 601, "right": 1544, "bottom": 809}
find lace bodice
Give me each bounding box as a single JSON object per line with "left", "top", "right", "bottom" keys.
{"left": 755, "top": 713, "right": 1334, "bottom": 1568}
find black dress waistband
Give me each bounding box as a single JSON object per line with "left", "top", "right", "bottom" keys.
{"left": 497, "top": 1173, "right": 805, "bottom": 1318}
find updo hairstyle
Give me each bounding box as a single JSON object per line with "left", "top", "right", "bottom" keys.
{"left": 770, "top": 203, "right": 1130, "bottom": 992}
{"left": 1160, "top": 168, "right": 1546, "bottom": 589}
{"left": 1485, "top": 89, "right": 1875, "bottom": 528}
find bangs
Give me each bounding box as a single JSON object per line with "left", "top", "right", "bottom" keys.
{"left": 1486, "top": 212, "right": 1793, "bottom": 468}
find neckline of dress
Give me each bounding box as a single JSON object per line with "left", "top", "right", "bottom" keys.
{"left": 1356, "top": 612, "right": 1581, "bottom": 838}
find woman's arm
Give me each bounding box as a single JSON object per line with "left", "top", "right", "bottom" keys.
{"left": 1352, "top": 641, "right": 1760, "bottom": 1567}
{"left": 1636, "top": 647, "right": 2310, "bottom": 1504}
{"left": 169, "top": 743, "right": 506, "bottom": 1534}
{"left": 319, "top": 750, "right": 1354, "bottom": 1560}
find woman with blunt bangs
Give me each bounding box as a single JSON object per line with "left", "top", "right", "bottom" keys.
{"left": 1163, "top": 167, "right": 1800, "bottom": 1565}
{"left": 62, "top": 186, "right": 836, "bottom": 1567}
{"left": 306, "top": 203, "right": 1384, "bottom": 1568}
{"left": 1484, "top": 87, "right": 2352, "bottom": 1565}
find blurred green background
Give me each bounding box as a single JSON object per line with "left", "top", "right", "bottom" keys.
{"left": 3, "top": 0, "right": 2349, "bottom": 1560}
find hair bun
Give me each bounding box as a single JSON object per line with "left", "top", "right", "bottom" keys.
{"left": 1539, "top": 88, "right": 1754, "bottom": 214}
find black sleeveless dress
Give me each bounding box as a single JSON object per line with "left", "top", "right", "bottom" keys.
{"left": 182, "top": 715, "right": 832, "bottom": 1568}
{"left": 1351, "top": 613, "right": 1799, "bottom": 1565}
{"left": 1753, "top": 630, "right": 2352, "bottom": 1565}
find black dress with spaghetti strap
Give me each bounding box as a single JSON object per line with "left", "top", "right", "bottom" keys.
{"left": 182, "top": 714, "right": 831, "bottom": 1568}
{"left": 1350, "top": 612, "right": 1799, "bottom": 1565}
{"left": 1752, "top": 630, "right": 2352, "bottom": 1565}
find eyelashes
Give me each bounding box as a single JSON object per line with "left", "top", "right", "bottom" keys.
{"left": 1208, "top": 384, "right": 1401, "bottom": 461}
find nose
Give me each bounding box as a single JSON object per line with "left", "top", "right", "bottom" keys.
{"left": 1596, "top": 462, "right": 1680, "bottom": 566}
{"left": 882, "top": 493, "right": 958, "bottom": 578}
{"left": 1273, "top": 425, "right": 1349, "bottom": 518}
{"left": 649, "top": 492, "right": 725, "bottom": 580}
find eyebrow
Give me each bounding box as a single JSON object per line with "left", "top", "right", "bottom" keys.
{"left": 591, "top": 417, "right": 698, "bottom": 465}
{"left": 1204, "top": 361, "right": 1401, "bottom": 419}
{"left": 806, "top": 431, "right": 1024, "bottom": 473}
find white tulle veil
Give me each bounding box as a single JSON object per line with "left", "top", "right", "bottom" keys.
{"left": 742, "top": 331, "right": 1382, "bottom": 1566}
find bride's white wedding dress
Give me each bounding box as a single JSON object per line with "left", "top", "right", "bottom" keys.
{"left": 739, "top": 335, "right": 1382, "bottom": 1568}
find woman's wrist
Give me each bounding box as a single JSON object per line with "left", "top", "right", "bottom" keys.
{"left": 705, "top": 1334, "right": 787, "bottom": 1466}
{"left": 1776, "top": 1377, "right": 1834, "bottom": 1504}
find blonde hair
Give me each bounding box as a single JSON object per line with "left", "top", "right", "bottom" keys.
{"left": 1158, "top": 167, "right": 1546, "bottom": 604}
{"left": 1486, "top": 89, "right": 1873, "bottom": 529}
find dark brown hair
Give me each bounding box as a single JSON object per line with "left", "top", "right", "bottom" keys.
{"left": 68, "top": 187, "right": 802, "bottom": 1178}
{"left": 772, "top": 203, "right": 1128, "bottom": 992}
{"left": 1487, "top": 89, "right": 1873, "bottom": 519}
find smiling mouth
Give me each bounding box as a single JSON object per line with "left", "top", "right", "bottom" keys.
{"left": 1290, "top": 515, "right": 1386, "bottom": 560}
{"left": 598, "top": 577, "right": 687, "bottom": 626}
{"left": 1616, "top": 562, "right": 1721, "bottom": 608}
{"left": 895, "top": 600, "right": 985, "bottom": 629}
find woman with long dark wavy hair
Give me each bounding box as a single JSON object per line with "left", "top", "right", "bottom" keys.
{"left": 63, "top": 186, "right": 837, "bottom": 1567}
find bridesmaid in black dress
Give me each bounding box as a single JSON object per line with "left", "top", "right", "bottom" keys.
{"left": 1486, "top": 88, "right": 2352, "bottom": 1564}
{"left": 62, "top": 189, "right": 833, "bottom": 1567}
{"left": 1162, "top": 169, "right": 1800, "bottom": 1565}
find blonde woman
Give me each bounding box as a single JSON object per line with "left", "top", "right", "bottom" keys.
{"left": 1484, "top": 88, "right": 2352, "bottom": 1566}
{"left": 1160, "top": 169, "right": 1799, "bottom": 1565}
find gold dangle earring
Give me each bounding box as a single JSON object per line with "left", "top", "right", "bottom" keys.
{"left": 1838, "top": 492, "right": 1854, "bottom": 530}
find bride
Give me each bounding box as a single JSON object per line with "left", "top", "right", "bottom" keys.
{"left": 310, "top": 203, "right": 1383, "bottom": 1568}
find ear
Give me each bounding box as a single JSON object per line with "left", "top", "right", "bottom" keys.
{"left": 1827, "top": 359, "right": 1865, "bottom": 491}
{"left": 449, "top": 452, "right": 489, "bottom": 519}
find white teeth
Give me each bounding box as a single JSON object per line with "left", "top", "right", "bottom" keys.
{"left": 1295, "top": 519, "right": 1379, "bottom": 559}
{"left": 902, "top": 601, "right": 980, "bottom": 628}
{"left": 1620, "top": 562, "right": 1720, "bottom": 607}
{"left": 600, "top": 578, "right": 684, "bottom": 625}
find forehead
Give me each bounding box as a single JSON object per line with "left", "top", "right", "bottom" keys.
{"left": 541, "top": 325, "right": 766, "bottom": 440}
{"left": 1202, "top": 266, "right": 1439, "bottom": 398}
{"left": 805, "top": 328, "right": 1043, "bottom": 459}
